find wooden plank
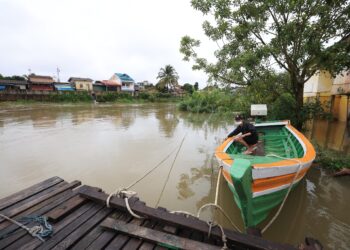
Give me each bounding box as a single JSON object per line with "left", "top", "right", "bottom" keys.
{"left": 0, "top": 181, "right": 81, "bottom": 224}
{"left": 79, "top": 186, "right": 297, "bottom": 250}
{"left": 85, "top": 213, "right": 129, "bottom": 250}
{"left": 46, "top": 195, "right": 87, "bottom": 222}
{"left": 0, "top": 181, "right": 70, "bottom": 225}
{"left": 104, "top": 213, "right": 135, "bottom": 250}
{"left": 0, "top": 185, "right": 96, "bottom": 235}
{"left": 0, "top": 177, "right": 63, "bottom": 211}
{"left": 70, "top": 211, "right": 123, "bottom": 250}
{"left": 0, "top": 189, "right": 74, "bottom": 248}
{"left": 50, "top": 206, "right": 112, "bottom": 250}
{"left": 16, "top": 202, "right": 99, "bottom": 250}
{"left": 120, "top": 218, "right": 151, "bottom": 250}
{"left": 253, "top": 140, "right": 265, "bottom": 156}
{"left": 11, "top": 202, "right": 94, "bottom": 250}
{"left": 137, "top": 220, "right": 158, "bottom": 250}
{"left": 101, "top": 218, "right": 221, "bottom": 250}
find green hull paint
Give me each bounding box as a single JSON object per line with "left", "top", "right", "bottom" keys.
{"left": 227, "top": 181, "right": 298, "bottom": 228}
{"left": 224, "top": 123, "right": 305, "bottom": 228}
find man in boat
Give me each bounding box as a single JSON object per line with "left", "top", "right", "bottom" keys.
{"left": 226, "top": 115, "right": 258, "bottom": 155}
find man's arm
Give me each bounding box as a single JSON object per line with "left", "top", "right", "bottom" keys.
{"left": 227, "top": 127, "right": 240, "bottom": 138}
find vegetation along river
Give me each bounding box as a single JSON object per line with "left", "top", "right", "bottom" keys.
{"left": 0, "top": 103, "right": 349, "bottom": 249}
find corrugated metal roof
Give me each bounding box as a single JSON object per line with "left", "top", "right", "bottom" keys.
{"left": 54, "top": 84, "right": 75, "bottom": 91}
{"left": 115, "top": 73, "right": 134, "bottom": 83}
{"left": 68, "top": 77, "right": 93, "bottom": 82}
{"left": 28, "top": 74, "right": 54, "bottom": 84}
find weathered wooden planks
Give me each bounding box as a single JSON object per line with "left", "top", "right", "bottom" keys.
{"left": 0, "top": 177, "right": 64, "bottom": 211}
{"left": 0, "top": 177, "right": 304, "bottom": 250}
{"left": 0, "top": 180, "right": 81, "bottom": 224}
{"left": 79, "top": 186, "right": 297, "bottom": 250}
{"left": 101, "top": 217, "right": 221, "bottom": 250}
{"left": 46, "top": 195, "right": 86, "bottom": 222}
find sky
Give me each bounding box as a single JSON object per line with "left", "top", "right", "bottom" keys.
{"left": 0, "top": 0, "right": 217, "bottom": 88}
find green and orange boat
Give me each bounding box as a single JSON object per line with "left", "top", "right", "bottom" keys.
{"left": 215, "top": 120, "right": 316, "bottom": 229}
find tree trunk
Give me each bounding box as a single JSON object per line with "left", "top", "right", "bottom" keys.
{"left": 295, "top": 83, "right": 304, "bottom": 130}
{"left": 291, "top": 73, "right": 304, "bottom": 130}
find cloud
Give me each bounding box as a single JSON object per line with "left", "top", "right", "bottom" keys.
{"left": 0, "top": 0, "right": 218, "bottom": 88}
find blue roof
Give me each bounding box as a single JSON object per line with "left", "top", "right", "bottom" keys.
{"left": 0, "top": 85, "right": 6, "bottom": 90}
{"left": 115, "top": 73, "right": 134, "bottom": 82}
{"left": 55, "top": 84, "right": 74, "bottom": 91}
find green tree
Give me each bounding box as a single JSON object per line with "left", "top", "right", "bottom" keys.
{"left": 182, "top": 83, "right": 194, "bottom": 94}
{"left": 156, "top": 65, "right": 179, "bottom": 92}
{"left": 180, "top": 0, "right": 350, "bottom": 129}
{"left": 194, "top": 82, "right": 199, "bottom": 91}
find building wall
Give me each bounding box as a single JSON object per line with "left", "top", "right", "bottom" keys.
{"left": 74, "top": 81, "right": 92, "bottom": 91}
{"left": 121, "top": 82, "right": 134, "bottom": 92}
{"left": 31, "top": 84, "right": 54, "bottom": 91}
{"left": 304, "top": 71, "right": 333, "bottom": 97}
{"left": 304, "top": 70, "right": 350, "bottom": 122}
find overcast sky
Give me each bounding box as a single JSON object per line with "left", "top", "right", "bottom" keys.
{"left": 0, "top": 0, "right": 217, "bottom": 88}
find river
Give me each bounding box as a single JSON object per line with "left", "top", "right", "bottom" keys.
{"left": 0, "top": 103, "right": 349, "bottom": 249}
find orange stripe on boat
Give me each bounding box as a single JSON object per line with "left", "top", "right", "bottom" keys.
{"left": 252, "top": 167, "right": 309, "bottom": 193}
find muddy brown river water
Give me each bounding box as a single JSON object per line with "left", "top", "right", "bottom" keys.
{"left": 0, "top": 103, "right": 349, "bottom": 249}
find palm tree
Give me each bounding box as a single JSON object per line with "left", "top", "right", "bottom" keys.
{"left": 156, "top": 65, "right": 179, "bottom": 92}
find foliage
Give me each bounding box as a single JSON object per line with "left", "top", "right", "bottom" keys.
{"left": 182, "top": 83, "right": 194, "bottom": 94}
{"left": 0, "top": 74, "right": 26, "bottom": 81}
{"left": 178, "top": 89, "right": 239, "bottom": 113}
{"left": 314, "top": 143, "right": 350, "bottom": 170}
{"left": 156, "top": 65, "right": 179, "bottom": 92}
{"left": 180, "top": 0, "right": 350, "bottom": 128}
{"left": 194, "top": 82, "right": 199, "bottom": 91}
{"left": 49, "top": 92, "right": 92, "bottom": 102}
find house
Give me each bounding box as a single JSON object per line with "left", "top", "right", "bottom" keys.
{"left": 304, "top": 70, "right": 350, "bottom": 121}
{"left": 68, "top": 77, "right": 93, "bottom": 91}
{"left": 109, "top": 73, "right": 135, "bottom": 93}
{"left": 54, "top": 82, "right": 75, "bottom": 91}
{"left": 28, "top": 74, "right": 54, "bottom": 91}
{"left": 137, "top": 80, "right": 152, "bottom": 90}
{"left": 93, "top": 80, "right": 121, "bottom": 92}
{"left": 0, "top": 79, "right": 28, "bottom": 91}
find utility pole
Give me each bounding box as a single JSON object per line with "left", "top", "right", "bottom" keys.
{"left": 57, "top": 67, "right": 60, "bottom": 82}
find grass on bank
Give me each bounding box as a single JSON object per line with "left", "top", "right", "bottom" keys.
{"left": 7, "top": 91, "right": 182, "bottom": 103}
{"left": 314, "top": 144, "right": 350, "bottom": 171}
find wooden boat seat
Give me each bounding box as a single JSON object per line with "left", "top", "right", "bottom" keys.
{"left": 252, "top": 140, "right": 265, "bottom": 156}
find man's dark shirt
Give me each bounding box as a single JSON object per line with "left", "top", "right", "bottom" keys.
{"left": 227, "top": 122, "right": 258, "bottom": 145}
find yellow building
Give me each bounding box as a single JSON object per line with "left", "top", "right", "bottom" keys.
{"left": 304, "top": 70, "right": 350, "bottom": 122}
{"left": 68, "top": 77, "right": 93, "bottom": 91}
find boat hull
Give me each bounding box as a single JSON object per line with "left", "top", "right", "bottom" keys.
{"left": 216, "top": 121, "right": 316, "bottom": 228}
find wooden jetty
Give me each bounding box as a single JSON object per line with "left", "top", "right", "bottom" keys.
{"left": 0, "top": 177, "right": 319, "bottom": 249}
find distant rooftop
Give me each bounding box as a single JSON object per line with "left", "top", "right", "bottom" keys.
{"left": 68, "top": 77, "right": 93, "bottom": 82}
{"left": 115, "top": 73, "right": 134, "bottom": 82}
{"left": 28, "top": 74, "right": 54, "bottom": 84}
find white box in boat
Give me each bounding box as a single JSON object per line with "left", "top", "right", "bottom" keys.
{"left": 251, "top": 104, "right": 267, "bottom": 116}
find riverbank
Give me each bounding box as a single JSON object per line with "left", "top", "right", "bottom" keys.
{"left": 0, "top": 91, "right": 182, "bottom": 103}
{"left": 314, "top": 145, "right": 350, "bottom": 174}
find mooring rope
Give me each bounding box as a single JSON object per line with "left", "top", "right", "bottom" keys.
{"left": 261, "top": 153, "right": 303, "bottom": 233}
{"left": 0, "top": 214, "right": 52, "bottom": 241}
{"left": 155, "top": 134, "right": 187, "bottom": 207}
{"left": 106, "top": 141, "right": 181, "bottom": 208}
{"left": 171, "top": 166, "right": 241, "bottom": 249}
{"left": 106, "top": 134, "right": 187, "bottom": 220}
